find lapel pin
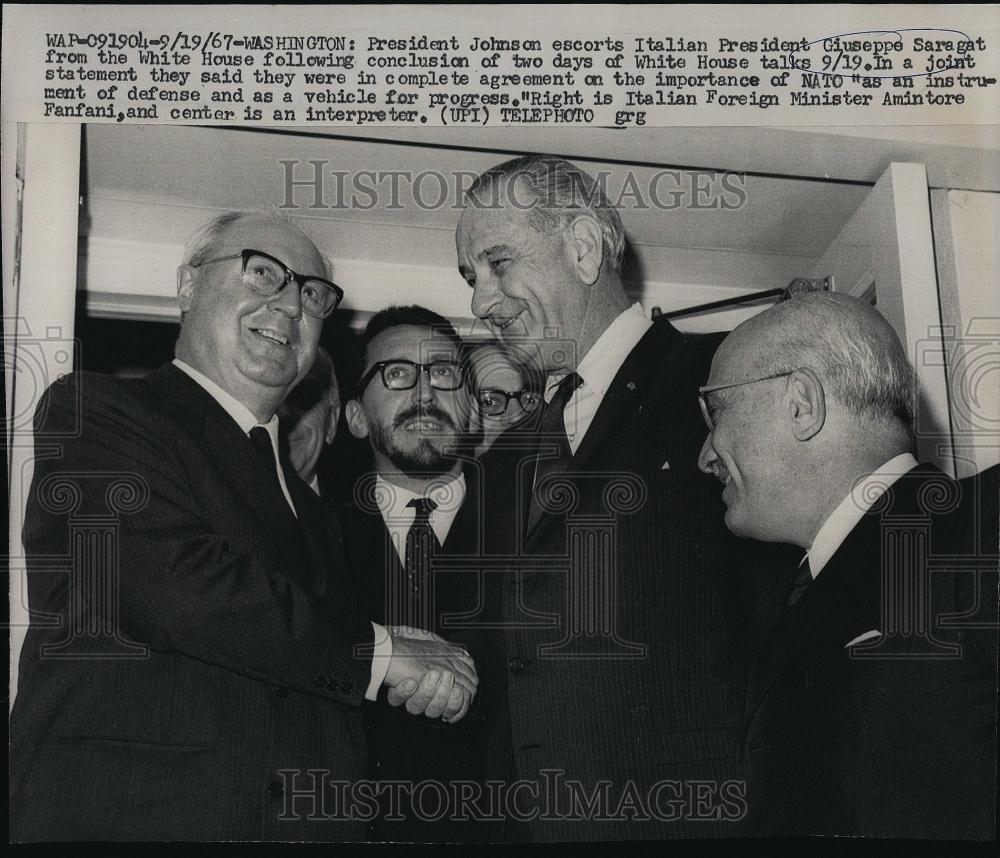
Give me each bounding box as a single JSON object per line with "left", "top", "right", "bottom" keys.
{"left": 661, "top": 460, "right": 670, "bottom": 470}
{"left": 626, "top": 381, "right": 637, "bottom": 391}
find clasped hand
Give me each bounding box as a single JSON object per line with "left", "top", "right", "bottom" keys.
{"left": 382, "top": 625, "right": 478, "bottom": 723}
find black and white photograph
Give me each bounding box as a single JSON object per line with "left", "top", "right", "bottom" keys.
{"left": 4, "top": 3, "right": 998, "bottom": 845}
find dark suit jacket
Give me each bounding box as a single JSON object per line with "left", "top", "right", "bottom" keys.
{"left": 10, "top": 365, "right": 377, "bottom": 842}
{"left": 742, "top": 464, "right": 998, "bottom": 839}
{"left": 474, "top": 318, "right": 791, "bottom": 841}
{"left": 339, "top": 463, "right": 495, "bottom": 842}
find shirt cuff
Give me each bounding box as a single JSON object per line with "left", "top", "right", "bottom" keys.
{"left": 365, "top": 622, "right": 392, "bottom": 701}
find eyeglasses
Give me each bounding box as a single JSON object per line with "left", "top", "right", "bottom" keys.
{"left": 698, "top": 371, "right": 793, "bottom": 431}
{"left": 357, "top": 360, "right": 464, "bottom": 395}
{"left": 191, "top": 249, "right": 344, "bottom": 319}
{"left": 476, "top": 387, "right": 542, "bottom": 418}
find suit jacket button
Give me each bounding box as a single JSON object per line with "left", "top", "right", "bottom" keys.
{"left": 275, "top": 686, "right": 291, "bottom": 698}
{"left": 268, "top": 780, "right": 284, "bottom": 799}
{"left": 340, "top": 681, "right": 354, "bottom": 695}
{"left": 508, "top": 657, "right": 526, "bottom": 674}
{"left": 313, "top": 673, "right": 327, "bottom": 688}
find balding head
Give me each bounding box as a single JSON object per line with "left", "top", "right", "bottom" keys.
{"left": 698, "top": 293, "right": 917, "bottom": 547}
{"left": 714, "top": 292, "right": 915, "bottom": 428}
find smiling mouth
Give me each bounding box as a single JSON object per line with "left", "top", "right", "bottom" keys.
{"left": 493, "top": 311, "right": 525, "bottom": 332}
{"left": 251, "top": 327, "right": 291, "bottom": 347}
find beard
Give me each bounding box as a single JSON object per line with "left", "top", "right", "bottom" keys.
{"left": 369, "top": 404, "right": 462, "bottom": 477}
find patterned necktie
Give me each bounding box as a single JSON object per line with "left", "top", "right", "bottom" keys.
{"left": 529, "top": 372, "right": 584, "bottom": 529}
{"left": 787, "top": 561, "right": 813, "bottom": 606}
{"left": 249, "top": 426, "right": 293, "bottom": 514}
{"left": 404, "top": 497, "right": 438, "bottom": 596}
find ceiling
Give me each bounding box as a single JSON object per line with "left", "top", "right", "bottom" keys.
{"left": 81, "top": 123, "right": 871, "bottom": 265}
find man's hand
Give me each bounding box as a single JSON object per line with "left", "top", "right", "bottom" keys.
{"left": 383, "top": 625, "right": 478, "bottom": 723}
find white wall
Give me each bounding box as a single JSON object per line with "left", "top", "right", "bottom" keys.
{"left": 932, "top": 189, "right": 1000, "bottom": 478}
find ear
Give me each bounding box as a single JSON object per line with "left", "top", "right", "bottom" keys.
{"left": 325, "top": 402, "right": 342, "bottom": 445}
{"left": 177, "top": 265, "right": 196, "bottom": 313}
{"left": 345, "top": 398, "right": 369, "bottom": 440}
{"left": 566, "top": 215, "right": 605, "bottom": 286}
{"left": 785, "top": 368, "right": 826, "bottom": 441}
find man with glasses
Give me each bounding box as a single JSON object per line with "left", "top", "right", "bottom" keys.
{"left": 11, "top": 213, "right": 478, "bottom": 842}
{"left": 340, "top": 304, "right": 491, "bottom": 842}
{"left": 465, "top": 340, "right": 543, "bottom": 457}
{"left": 698, "top": 292, "right": 997, "bottom": 838}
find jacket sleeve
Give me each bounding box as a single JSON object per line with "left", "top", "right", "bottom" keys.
{"left": 23, "top": 374, "right": 375, "bottom": 704}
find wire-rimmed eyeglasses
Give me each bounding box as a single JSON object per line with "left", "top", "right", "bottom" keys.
{"left": 698, "top": 371, "right": 793, "bottom": 430}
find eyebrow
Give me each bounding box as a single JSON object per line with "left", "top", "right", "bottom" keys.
{"left": 459, "top": 243, "right": 514, "bottom": 279}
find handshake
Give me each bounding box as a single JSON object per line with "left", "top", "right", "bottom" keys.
{"left": 382, "top": 625, "right": 479, "bottom": 723}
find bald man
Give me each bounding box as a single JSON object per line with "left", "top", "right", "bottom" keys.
{"left": 699, "top": 292, "right": 998, "bottom": 839}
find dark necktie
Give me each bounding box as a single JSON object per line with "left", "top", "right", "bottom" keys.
{"left": 402, "top": 497, "right": 438, "bottom": 629}
{"left": 787, "top": 560, "right": 813, "bottom": 605}
{"left": 249, "top": 425, "right": 293, "bottom": 514}
{"left": 529, "top": 372, "right": 583, "bottom": 529}
{"left": 404, "top": 497, "right": 438, "bottom": 593}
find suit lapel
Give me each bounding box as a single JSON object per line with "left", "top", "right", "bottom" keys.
{"left": 742, "top": 511, "right": 883, "bottom": 735}
{"left": 525, "top": 320, "right": 681, "bottom": 543}
{"left": 571, "top": 320, "right": 679, "bottom": 471}
{"left": 145, "top": 364, "right": 311, "bottom": 584}
{"left": 743, "top": 463, "right": 948, "bottom": 730}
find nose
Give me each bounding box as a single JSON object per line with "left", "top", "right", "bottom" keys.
{"left": 266, "top": 277, "right": 303, "bottom": 319}
{"left": 470, "top": 274, "right": 501, "bottom": 321}
{"left": 697, "top": 433, "right": 718, "bottom": 474}
{"left": 412, "top": 366, "right": 438, "bottom": 404}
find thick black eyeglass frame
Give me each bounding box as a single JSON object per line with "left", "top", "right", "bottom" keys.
{"left": 191, "top": 248, "right": 344, "bottom": 319}
{"left": 357, "top": 359, "right": 465, "bottom": 395}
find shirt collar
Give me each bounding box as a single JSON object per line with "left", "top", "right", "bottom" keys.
{"left": 807, "top": 452, "right": 919, "bottom": 578}
{"left": 172, "top": 358, "right": 268, "bottom": 434}
{"left": 374, "top": 472, "right": 467, "bottom": 543}
{"left": 546, "top": 303, "right": 652, "bottom": 400}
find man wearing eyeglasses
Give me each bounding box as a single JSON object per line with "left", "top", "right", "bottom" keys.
{"left": 697, "top": 292, "right": 997, "bottom": 838}
{"left": 340, "top": 305, "right": 491, "bottom": 842}
{"left": 11, "top": 213, "right": 478, "bottom": 842}
{"left": 465, "top": 340, "right": 543, "bottom": 457}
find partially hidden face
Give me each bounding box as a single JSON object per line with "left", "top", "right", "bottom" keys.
{"left": 280, "top": 370, "right": 340, "bottom": 482}
{"left": 469, "top": 345, "right": 540, "bottom": 443}
{"left": 349, "top": 325, "right": 470, "bottom": 476}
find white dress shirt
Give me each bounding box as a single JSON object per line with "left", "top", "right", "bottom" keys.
{"left": 546, "top": 302, "right": 653, "bottom": 454}
{"left": 805, "top": 452, "right": 920, "bottom": 647}
{"left": 173, "top": 359, "right": 296, "bottom": 514}
{"left": 172, "top": 359, "right": 390, "bottom": 699}
{"left": 373, "top": 472, "right": 467, "bottom": 563}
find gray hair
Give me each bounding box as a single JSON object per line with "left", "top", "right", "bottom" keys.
{"left": 181, "top": 210, "right": 331, "bottom": 278}
{"left": 466, "top": 155, "right": 626, "bottom": 273}
{"left": 752, "top": 292, "right": 916, "bottom": 427}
